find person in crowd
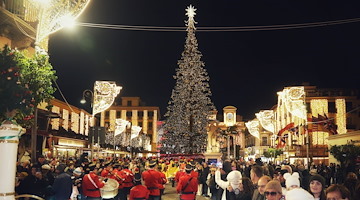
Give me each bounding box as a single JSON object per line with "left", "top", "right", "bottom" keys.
{"left": 17, "top": 160, "right": 31, "bottom": 174}
{"left": 142, "top": 160, "right": 162, "bottom": 200}
{"left": 200, "top": 162, "right": 210, "bottom": 197}
{"left": 285, "top": 187, "right": 315, "bottom": 200}
{"left": 206, "top": 166, "right": 218, "bottom": 200}
{"left": 214, "top": 160, "right": 232, "bottom": 200}
{"left": 176, "top": 164, "right": 198, "bottom": 200}
{"left": 82, "top": 164, "right": 105, "bottom": 200}
{"left": 17, "top": 166, "right": 48, "bottom": 199}
{"left": 157, "top": 164, "right": 167, "bottom": 200}
{"left": 129, "top": 173, "right": 150, "bottom": 200}
{"left": 166, "top": 160, "right": 179, "bottom": 187}
{"left": 250, "top": 165, "right": 264, "bottom": 188}
{"left": 263, "top": 180, "right": 284, "bottom": 200}
{"left": 252, "top": 175, "right": 271, "bottom": 200}
{"left": 301, "top": 168, "right": 311, "bottom": 191}
{"left": 119, "top": 162, "right": 134, "bottom": 200}
{"left": 308, "top": 174, "right": 326, "bottom": 200}
{"left": 215, "top": 166, "right": 242, "bottom": 200}
{"left": 343, "top": 172, "right": 359, "bottom": 200}
{"left": 41, "top": 164, "right": 55, "bottom": 200}
{"left": 284, "top": 172, "right": 301, "bottom": 190}
{"left": 325, "top": 184, "right": 351, "bottom": 200}
{"left": 227, "top": 176, "right": 254, "bottom": 200}
{"left": 195, "top": 162, "right": 204, "bottom": 195}
{"left": 33, "top": 154, "right": 48, "bottom": 169}
{"left": 52, "top": 163, "right": 73, "bottom": 200}
{"left": 71, "top": 167, "right": 84, "bottom": 200}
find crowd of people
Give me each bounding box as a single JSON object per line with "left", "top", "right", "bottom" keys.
{"left": 14, "top": 153, "right": 360, "bottom": 200}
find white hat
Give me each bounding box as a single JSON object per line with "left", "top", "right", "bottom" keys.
{"left": 41, "top": 164, "right": 51, "bottom": 170}
{"left": 73, "top": 167, "right": 82, "bottom": 176}
{"left": 227, "top": 170, "right": 242, "bottom": 190}
{"left": 285, "top": 188, "right": 314, "bottom": 200}
{"left": 284, "top": 172, "right": 300, "bottom": 189}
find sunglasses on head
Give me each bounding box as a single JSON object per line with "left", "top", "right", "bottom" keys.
{"left": 264, "top": 191, "right": 278, "bottom": 196}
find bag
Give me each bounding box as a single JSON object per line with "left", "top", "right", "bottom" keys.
{"left": 206, "top": 175, "right": 216, "bottom": 189}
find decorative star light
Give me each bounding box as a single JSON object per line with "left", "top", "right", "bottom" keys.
{"left": 186, "top": 5, "right": 196, "bottom": 19}
{"left": 185, "top": 5, "right": 197, "bottom": 30}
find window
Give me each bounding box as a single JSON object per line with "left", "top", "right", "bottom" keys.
{"left": 138, "top": 121, "right": 143, "bottom": 127}
{"left": 105, "top": 111, "right": 109, "bottom": 119}
{"left": 116, "top": 111, "right": 121, "bottom": 118}
{"left": 148, "top": 111, "right": 153, "bottom": 117}
{"left": 126, "top": 111, "right": 132, "bottom": 117}
{"left": 138, "top": 111, "right": 143, "bottom": 117}
{"left": 127, "top": 100, "right": 132, "bottom": 106}
{"left": 148, "top": 122, "right": 153, "bottom": 129}
{"left": 261, "top": 137, "right": 268, "bottom": 146}
{"left": 328, "top": 102, "right": 336, "bottom": 113}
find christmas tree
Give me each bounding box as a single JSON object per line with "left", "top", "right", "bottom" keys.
{"left": 160, "top": 5, "right": 214, "bottom": 154}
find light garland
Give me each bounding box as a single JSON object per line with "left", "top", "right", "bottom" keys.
{"left": 31, "top": 0, "right": 91, "bottom": 50}
{"left": 312, "top": 131, "right": 328, "bottom": 145}
{"left": 310, "top": 99, "right": 328, "bottom": 117}
{"left": 336, "top": 99, "right": 347, "bottom": 134}
{"left": 51, "top": 106, "right": 60, "bottom": 130}
{"left": 245, "top": 120, "right": 260, "bottom": 139}
{"left": 92, "top": 81, "right": 122, "bottom": 116}
{"left": 71, "top": 112, "right": 79, "bottom": 133}
{"left": 255, "top": 110, "right": 275, "bottom": 133}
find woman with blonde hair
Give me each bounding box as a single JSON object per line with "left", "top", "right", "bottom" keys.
{"left": 263, "top": 180, "right": 283, "bottom": 200}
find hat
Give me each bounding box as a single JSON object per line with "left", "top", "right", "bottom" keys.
{"left": 134, "top": 173, "right": 142, "bottom": 182}
{"left": 309, "top": 174, "right": 325, "bottom": 187}
{"left": 226, "top": 170, "right": 242, "bottom": 190}
{"left": 149, "top": 160, "right": 157, "bottom": 168}
{"left": 41, "top": 164, "right": 51, "bottom": 170}
{"left": 73, "top": 167, "right": 82, "bottom": 176}
{"left": 284, "top": 172, "right": 300, "bottom": 189}
{"left": 56, "top": 164, "right": 67, "bottom": 173}
{"left": 285, "top": 188, "right": 315, "bottom": 200}
{"left": 185, "top": 164, "right": 193, "bottom": 171}
{"left": 134, "top": 167, "right": 140, "bottom": 173}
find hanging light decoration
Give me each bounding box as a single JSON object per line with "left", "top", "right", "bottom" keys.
{"left": 310, "top": 99, "right": 328, "bottom": 117}
{"left": 131, "top": 126, "right": 142, "bottom": 140}
{"left": 336, "top": 99, "right": 347, "bottom": 134}
{"left": 283, "top": 87, "right": 307, "bottom": 120}
{"left": 245, "top": 120, "right": 260, "bottom": 139}
{"left": 114, "top": 119, "right": 130, "bottom": 136}
{"left": 92, "top": 81, "right": 122, "bottom": 116}
{"left": 32, "top": 0, "right": 91, "bottom": 50}
{"left": 255, "top": 110, "right": 275, "bottom": 133}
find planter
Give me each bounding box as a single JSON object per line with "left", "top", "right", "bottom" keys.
{"left": 0, "top": 122, "right": 24, "bottom": 200}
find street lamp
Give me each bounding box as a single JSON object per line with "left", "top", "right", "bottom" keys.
{"left": 81, "top": 81, "right": 122, "bottom": 160}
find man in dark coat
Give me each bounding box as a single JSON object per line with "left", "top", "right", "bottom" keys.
{"left": 52, "top": 163, "right": 73, "bottom": 200}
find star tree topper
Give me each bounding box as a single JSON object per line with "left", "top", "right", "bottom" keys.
{"left": 185, "top": 5, "right": 197, "bottom": 30}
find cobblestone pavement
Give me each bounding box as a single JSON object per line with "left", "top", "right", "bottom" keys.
{"left": 162, "top": 183, "right": 209, "bottom": 200}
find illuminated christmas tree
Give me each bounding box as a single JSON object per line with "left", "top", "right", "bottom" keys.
{"left": 160, "top": 5, "right": 214, "bottom": 154}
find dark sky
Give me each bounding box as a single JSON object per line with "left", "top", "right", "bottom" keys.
{"left": 48, "top": 0, "right": 360, "bottom": 121}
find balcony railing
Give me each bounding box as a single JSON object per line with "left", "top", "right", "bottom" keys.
{"left": 2, "top": 0, "right": 39, "bottom": 23}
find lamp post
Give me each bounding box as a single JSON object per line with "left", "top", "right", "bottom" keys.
{"left": 80, "top": 89, "right": 95, "bottom": 159}
{"left": 81, "top": 81, "right": 122, "bottom": 160}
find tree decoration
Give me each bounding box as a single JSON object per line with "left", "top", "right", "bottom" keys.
{"left": 160, "top": 5, "right": 214, "bottom": 154}
{"left": 0, "top": 45, "right": 57, "bottom": 128}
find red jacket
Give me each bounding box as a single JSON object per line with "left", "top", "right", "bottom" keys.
{"left": 129, "top": 185, "right": 150, "bottom": 200}
{"left": 82, "top": 172, "right": 105, "bottom": 197}
{"left": 113, "top": 169, "right": 125, "bottom": 189}
{"left": 120, "top": 168, "right": 134, "bottom": 188}
{"left": 176, "top": 173, "right": 198, "bottom": 200}
{"left": 142, "top": 169, "right": 162, "bottom": 196}
{"left": 175, "top": 170, "right": 186, "bottom": 183}
{"left": 158, "top": 171, "right": 167, "bottom": 189}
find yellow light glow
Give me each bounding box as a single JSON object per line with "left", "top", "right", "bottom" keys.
{"left": 312, "top": 131, "right": 328, "bottom": 145}
{"left": 33, "top": 0, "right": 91, "bottom": 50}
{"left": 310, "top": 99, "right": 328, "bottom": 117}
{"left": 51, "top": 106, "right": 60, "bottom": 130}
{"left": 336, "top": 99, "right": 347, "bottom": 134}
{"left": 284, "top": 87, "right": 307, "bottom": 120}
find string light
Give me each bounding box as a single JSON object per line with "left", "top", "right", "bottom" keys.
{"left": 336, "top": 99, "right": 347, "bottom": 134}
{"left": 255, "top": 110, "right": 275, "bottom": 133}
{"left": 310, "top": 99, "right": 328, "bottom": 117}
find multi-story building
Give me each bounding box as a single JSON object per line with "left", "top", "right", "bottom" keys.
{"left": 100, "top": 97, "right": 160, "bottom": 154}
{"left": 245, "top": 84, "right": 360, "bottom": 165}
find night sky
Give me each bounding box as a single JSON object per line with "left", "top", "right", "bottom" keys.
{"left": 48, "top": 0, "right": 360, "bottom": 121}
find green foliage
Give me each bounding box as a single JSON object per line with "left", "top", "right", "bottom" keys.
{"left": 0, "top": 45, "right": 57, "bottom": 128}
{"left": 329, "top": 144, "right": 360, "bottom": 167}
{"left": 263, "top": 148, "right": 283, "bottom": 158}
